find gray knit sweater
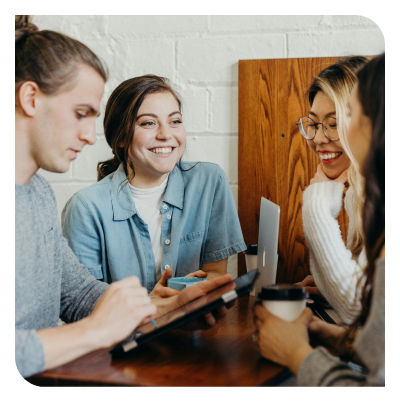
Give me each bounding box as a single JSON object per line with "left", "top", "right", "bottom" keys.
{"left": 15, "top": 174, "right": 108, "bottom": 378}
{"left": 297, "top": 257, "right": 385, "bottom": 386}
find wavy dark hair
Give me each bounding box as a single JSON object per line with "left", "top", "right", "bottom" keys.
{"left": 98, "top": 75, "right": 194, "bottom": 183}
{"left": 343, "top": 53, "right": 385, "bottom": 351}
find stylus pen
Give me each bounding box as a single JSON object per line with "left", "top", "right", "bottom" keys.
{"left": 150, "top": 319, "right": 158, "bottom": 329}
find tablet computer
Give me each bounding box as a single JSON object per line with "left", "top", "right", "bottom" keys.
{"left": 110, "top": 269, "right": 259, "bottom": 358}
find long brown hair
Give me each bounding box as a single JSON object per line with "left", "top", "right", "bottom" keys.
{"left": 353, "top": 53, "right": 385, "bottom": 330}
{"left": 15, "top": 15, "right": 107, "bottom": 98}
{"left": 343, "top": 54, "right": 385, "bottom": 350}
{"left": 307, "top": 56, "right": 370, "bottom": 258}
{"left": 97, "top": 75, "right": 183, "bottom": 182}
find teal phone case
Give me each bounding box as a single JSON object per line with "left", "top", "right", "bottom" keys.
{"left": 167, "top": 277, "right": 207, "bottom": 291}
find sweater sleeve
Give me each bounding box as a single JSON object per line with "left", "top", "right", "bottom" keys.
{"left": 15, "top": 329, "right": 45, "bottom": 378}
{"left": 302, "top": 182, "right": 363, "bottom": 324}
{"left": 297, "top": 347, "right": 367, "bottom": 386}
{"left": 48, "top": 189, "right": 108, "bottom": 323}
{"left": 297, "top": 258, "right": 385, "bottom": 386}
{"left": 58, "top": 228, "right": 108, "bottom": 323}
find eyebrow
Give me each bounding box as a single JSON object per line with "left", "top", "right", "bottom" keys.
{"left": 136, "top": 111, "right": 182, "bottom": 120}
{"left": 309, "top": 111, "right": 336, "bottom": 119}
{"left": 76, "top": 104, "right": 100, "bottom": 117}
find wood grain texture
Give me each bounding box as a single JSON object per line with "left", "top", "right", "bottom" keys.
{"left": 28, "top": 296, "right": 290, "bottom": 386}
{"left": 238, "top": 57, "right": 349, "bottom": 282}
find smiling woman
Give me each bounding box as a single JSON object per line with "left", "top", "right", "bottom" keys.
{"left": 296, "top": 56, "right": 372, "bottom": 324}
{"left": 61, "top": 75, "right": 246, "bottom": 295}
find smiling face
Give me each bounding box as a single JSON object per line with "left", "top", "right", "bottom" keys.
{"left": 347, "top": 85, "right": 373, "bottom": 173}
{"left": 32, "top": 64, "right": 105, "bottom": 173}
{"left": 127, "top": 91, "right": 186, "bottom": 187}
{"left": 306, "top": 91, "right": 351, "bottom": 179}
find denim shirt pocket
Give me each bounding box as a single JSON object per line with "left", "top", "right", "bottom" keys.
{"left": 179, "top": 229, "right": 205, "bottom": 244}
{"left": 177, "top": 229, "right": 205, "bottom": 276}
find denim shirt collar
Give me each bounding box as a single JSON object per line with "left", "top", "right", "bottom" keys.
{"left": 110, "top": 163, "right": 184, "bottom": 221}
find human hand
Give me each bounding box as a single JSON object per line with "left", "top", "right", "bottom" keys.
{"left": 86, "top": 276, "right": 156, "bottom": 349}
{"left": 150, "top": 268, "right": 208, "bottom": 298}
{"left": 308, "top": 316, "right": 346, "bottom": 356}
{"left": 253, "top": 304, "right": 314, "bottom": 375}
{"left": 179, "top": 274, "right": 235, "bottom": 327}
{"left": 310, "top": 164, "right": 349, "bottom": 185}
{"left": 295, "top": 275, "right": 323, "bottom": 298}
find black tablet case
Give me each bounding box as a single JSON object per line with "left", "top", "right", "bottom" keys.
{"left": 110, "top": 269, "right": 259, "bottom": 358}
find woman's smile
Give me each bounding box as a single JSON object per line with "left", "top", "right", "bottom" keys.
{"left": 317, "top": 150, "right": 343, "bottom": 164}
{"left": 148, "top": 146, "right": 176, "bottom": 156}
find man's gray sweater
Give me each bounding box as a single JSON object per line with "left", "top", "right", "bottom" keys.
{"left": 15, "top": 174, "right": 108, "bottom": 378}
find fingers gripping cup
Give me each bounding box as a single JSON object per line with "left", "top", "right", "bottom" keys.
{"left": 258, "top": 285, "right": 308, "bottom": 322}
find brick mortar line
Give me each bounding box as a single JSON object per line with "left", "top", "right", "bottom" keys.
{"left": 98, "top": 25, "right": 380, "bottom": 41}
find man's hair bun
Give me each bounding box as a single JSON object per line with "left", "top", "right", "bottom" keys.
{"left": 15, "top": 15, "right": 39, "bottom": 42}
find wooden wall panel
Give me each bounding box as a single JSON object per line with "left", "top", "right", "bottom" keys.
{"left": 238, "top": 57, "right": 349, "bottom": 283}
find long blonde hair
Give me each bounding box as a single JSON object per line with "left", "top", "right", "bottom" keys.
{"left": 307, "top": 56, "right": 369, "bottom": 257}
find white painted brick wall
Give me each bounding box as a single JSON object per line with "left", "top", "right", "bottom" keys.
{"left": 33, "top": 15, "right": 384, "bottom": 278}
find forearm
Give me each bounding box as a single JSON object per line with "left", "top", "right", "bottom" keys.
{"left": 201, "top": 258, "right": 227, "bottom": 280}
{"left": 37, "top": 317, "right": 101, "bottom": 372}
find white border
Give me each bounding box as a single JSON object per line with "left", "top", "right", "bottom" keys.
{"left": 0, "top": 0, "right": 400, "bottom": 401}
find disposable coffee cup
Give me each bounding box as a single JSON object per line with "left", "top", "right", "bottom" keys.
{"left": 258, "top": 284, "right": 308, "bottom": 321}
{"left": 244, "top": 244, "right": 258, "bottom": 272}
{"left": 244, "top": 244, "right": 258, "bottom": 296}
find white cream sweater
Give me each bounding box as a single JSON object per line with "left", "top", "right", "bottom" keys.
{"left": 302, "top": 182, "right": 367, "bottom": 324}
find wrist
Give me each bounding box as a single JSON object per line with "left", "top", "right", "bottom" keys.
{"left": 152, "top": 295, "right": 179, "bottom": 318}
{"left": 289, "top": 344, "right": 313, "bottom": 375}
{"left": 80, "top": 315, "right": 108, "bottom": 350}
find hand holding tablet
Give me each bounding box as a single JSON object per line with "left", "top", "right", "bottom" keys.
{"left": 111, "top": 270, "right": 258, "bottom": 357}
{"left": 151, "top": 268, "right": 208, "bottom": 298}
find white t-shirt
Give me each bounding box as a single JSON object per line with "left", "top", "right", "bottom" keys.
{"left": 129, "top": 175, "right": 169, "bottom": 281}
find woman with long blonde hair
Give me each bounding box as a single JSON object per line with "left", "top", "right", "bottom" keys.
{"left": 296, "top": 56, "right": 369, "bottom": 324}
{"left": 254, "top": 53, "right": 385, "bottom": 386}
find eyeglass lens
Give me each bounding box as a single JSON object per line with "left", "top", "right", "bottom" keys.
{"left": 298, "top": 116, "right": 338, "bottom": 141}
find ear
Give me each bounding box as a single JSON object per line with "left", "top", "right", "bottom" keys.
{"left": 18, "top": 81, "right": 41, "bottom": 117}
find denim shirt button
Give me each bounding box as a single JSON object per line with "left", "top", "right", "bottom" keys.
{"left": 165, "top": 239, "right": 171, "bottom": 245}
{"left": 162, "top": 204, "right": 168, "bottom": 210}
{"left": 167, "top": 214, "right": 171, "bottom": 220}
{"left": 164, "top": 264, "right": 170, "bottom": 270}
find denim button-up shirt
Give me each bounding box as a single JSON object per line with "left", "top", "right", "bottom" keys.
{"left": 61, "top": 162, "right": 246, "bottom": 292}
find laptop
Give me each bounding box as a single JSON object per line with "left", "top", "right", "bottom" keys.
{"left": 254, "top": 197, "right": 280, "bottom": 298}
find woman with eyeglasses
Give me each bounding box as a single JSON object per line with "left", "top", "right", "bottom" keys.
{"left": 253, "top": 53, "right": 385, "bottom": 386}
{"left": 295, "top": 57, "right": 370, "bottom": 324}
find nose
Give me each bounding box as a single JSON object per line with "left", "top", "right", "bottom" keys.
{"left": 313, "top": 124, "right": 330, "bottom": 145}
{"left": 156, "top": 124, "right": 171, "bottom": 141}
{"left": 79, "top": 121, "right": 97, "bottom": 146}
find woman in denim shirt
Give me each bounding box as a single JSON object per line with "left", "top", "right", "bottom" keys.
{"left": 62, "top": 75, "right": 246, "bottom": 296}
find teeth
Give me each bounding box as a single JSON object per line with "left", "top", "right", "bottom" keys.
{"left": 151, "top": 147, "right": 173, "bottom": 154}
{"left": 320, "top": 152, "right": 341, "bottom": 160}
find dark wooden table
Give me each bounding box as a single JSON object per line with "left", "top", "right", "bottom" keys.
{"left": 28, "top": 295, "right": 290, "bottom": 386}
